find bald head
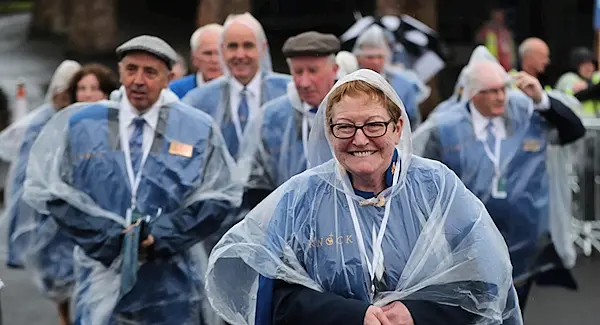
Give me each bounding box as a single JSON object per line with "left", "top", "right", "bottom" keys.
{"left": 518, "top": 38, "right": 550, "bottom": 77}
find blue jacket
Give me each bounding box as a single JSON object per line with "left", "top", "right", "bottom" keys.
{"left": 169, "top": 74, "right": 197, "bottom": 99}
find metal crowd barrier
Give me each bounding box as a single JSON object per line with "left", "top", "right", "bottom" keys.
{"left": 571, "top": 118, "right": 600, "bottom": 256}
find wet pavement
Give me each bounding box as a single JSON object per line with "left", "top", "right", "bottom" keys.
{"left": 0, "top": 11, "right": 599, "bottom": 325}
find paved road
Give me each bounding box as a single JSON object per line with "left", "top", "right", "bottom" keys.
{"left": 0, "top": 12, "right": 599, "bottom": 325}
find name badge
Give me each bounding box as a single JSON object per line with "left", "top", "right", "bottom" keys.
{"left": 491, "top": 175, "right": 508, "bottom": 199}
{"left": 522, "top": 139, "right": 541, "bottom": 152}
{"left": 168, "top": 141, "right": 193, "bottom": 158}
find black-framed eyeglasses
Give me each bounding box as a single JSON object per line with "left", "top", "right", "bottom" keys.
{"left": 330, "top": 119, "right": 394, "bottom": 139}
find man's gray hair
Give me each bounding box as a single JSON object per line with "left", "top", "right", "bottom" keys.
{"left": 190, "top": 24, "right": 224, "bottom": 51}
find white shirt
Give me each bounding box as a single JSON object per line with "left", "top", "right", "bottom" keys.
{"left": 119, "top": 94, "right": 161, "bottom": 160}
{"left": 302, "top": 102, "right": 318, "bottom": 127}
{"left": 196, "top": 73, "right": 205, "bottom": 87}
{"left": 470, "top": 92, "right": 550, "bottom": 141}
{"left": 230, "top": 72, "right": 262, "bottom": 121}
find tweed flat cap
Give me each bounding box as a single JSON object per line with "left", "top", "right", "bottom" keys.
{"left": 282, "top": 31, "right": 341, "bottom": 58}
{"left": 116, "top": 35, "right": 178, "bottom": 69}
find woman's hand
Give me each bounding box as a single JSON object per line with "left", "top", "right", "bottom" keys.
{"left": 381, "top": 302, "right": 414, "bottom": 325}
{"left": 364, "top": 306, "right": 393, "bottom": 325}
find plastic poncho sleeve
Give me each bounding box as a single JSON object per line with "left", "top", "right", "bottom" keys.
{"left": 44, "top": 138, "right": 124, "bottom": 267}
{"left": 149, "top": 125, "right": 240, "bottom": 257}
{"left": 46, "top": 199, "right": 124, "bottom": 268}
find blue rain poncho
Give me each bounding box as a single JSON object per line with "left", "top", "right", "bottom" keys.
{"left": 182, "top": 13, "right": 291, "bottom": 159}
{"left": 0, "top": 104, "right": 56, "bottom": 267}
{"left": 412, "top": 63, "right": 580, "bottom": 281}
{"left": 242, "top": 82, "right": 317, "bottom": 191}
{"left": 0, "top": 60, "right": 81, "bottom": 277}
{"left": 206, "top": 69, "right": 522, "bottom": 325}
{"left": 0, "top": 104, "right": 77, "bottom": 302}
{"left": 22, "top": 88, "right": 243, "bottom": 325}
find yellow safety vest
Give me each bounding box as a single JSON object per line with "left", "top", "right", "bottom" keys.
{"left": 485, "top": 32, "right": 498, "bottom": 58}
{"left": 575, "top": 72, "right": 600, "bottom": 116}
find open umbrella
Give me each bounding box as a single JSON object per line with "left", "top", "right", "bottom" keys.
{"left": 340, "top": 13, "right": 449, "bottom": 82}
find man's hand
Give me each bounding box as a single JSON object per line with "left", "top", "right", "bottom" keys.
{"left": 365, "top": 306, "right": 393, "bottom": 325}
{"left": 514, "top": 71, "right": 544, "bottom": 103}
{"left": 382, "top": 302, "right": 414, "bottom": 325}
{"left": 141, "top": 235, "right": 154, "bottom": 248}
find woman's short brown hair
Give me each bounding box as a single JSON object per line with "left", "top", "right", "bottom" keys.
{"left": 325, "top": 80, "right": 402, "bottom": 125}
{"left": 68, "top": 63, "right": 119, "bottom": 102}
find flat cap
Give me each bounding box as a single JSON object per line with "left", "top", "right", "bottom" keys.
{"left": 116, "top": 35, "right": 178, "bottom": 69}
{"left": 282, "top": 31, "right": 341, "bottom": 58}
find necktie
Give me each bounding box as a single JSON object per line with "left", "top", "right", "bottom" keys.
{"left": 486, "top": 121, "right": 496, "bottom": 149}
{"left": 130, "top": 116, "right": 145, "bottom": 175}
{"left": 309, "top": 106, "right": 318, "bottom": 114}
{"left": 238, "top": 88, "right": 249, "bottom": 131}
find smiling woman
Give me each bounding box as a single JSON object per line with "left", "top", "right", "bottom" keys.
{"left": 326, "top": 80, "right": 403, "bottom": 195}
{"left": 206, "top": 69, "right": 524, "bottom": 325}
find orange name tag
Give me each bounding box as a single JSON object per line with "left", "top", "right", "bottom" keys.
{"left": 168, "top": 141, "right": 193, "bottom": 158}
{"left": 522, "top": 139, "right": 541, "bottom": 152}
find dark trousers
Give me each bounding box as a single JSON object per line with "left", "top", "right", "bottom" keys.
{"left": 515, "top": 279, "right": 534, "bottom": 312}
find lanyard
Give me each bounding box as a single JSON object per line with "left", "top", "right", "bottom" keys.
{"left": 482, "top": 128, "right": 502, "bottom": 177}
{"left": 338, "top": 155, "right": 400, "bottom": 298}
{"left": 121, "top": 116, "right": 155, "bottom": 224}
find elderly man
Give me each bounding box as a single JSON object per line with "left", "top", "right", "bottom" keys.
{"left": 169, "top": 24, "right": 224, "bottom": 98}
{"left": 414, "top": 58, "right": 584, "bottom": 311}
{"left": 353, "top": 24, "right": 423, "bottom": 129}
{"left": 23, "top": 35, "right": 242, "bottom": 325}
{"left": 516, "top": 38, "right": 550, "bottom": 85}
{"left": 245, "top": 31, "right": 339, "bottom": 198}
{"left": 183, "top": 13, "right": 290, "bottom": 159}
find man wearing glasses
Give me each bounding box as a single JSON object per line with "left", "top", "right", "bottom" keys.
{"left": 413, "top": 59, "right": 584, "bottom": 312}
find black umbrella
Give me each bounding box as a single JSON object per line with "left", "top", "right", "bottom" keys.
{"left": 340, "top": 14, "right": 448, "bottom": 60}
{"left": 340, "top": 14, "right": 450, "bottom": 81}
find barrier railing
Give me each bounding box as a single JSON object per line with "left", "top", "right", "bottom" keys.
{"left": 571, "top": 118, "right": 600, "bottom": 256}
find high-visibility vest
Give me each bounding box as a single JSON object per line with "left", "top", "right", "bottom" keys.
{"left": 570, "top": 72, "right": 600, "bottom": 117}
{"left": 485, "top": 32, "right": 498, "bottom": 58}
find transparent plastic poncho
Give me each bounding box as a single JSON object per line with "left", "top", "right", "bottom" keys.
{"left": 22, "top": 89, "right": 243, "bottom": 325}
{"left": 206, "top": 69, "right": 522, "bottom": 325}
{"left": 0, "top": 103, "right": 76, "bottom": 302}
{"left": 413, "top": 61, "right": 580, "bottom": 272}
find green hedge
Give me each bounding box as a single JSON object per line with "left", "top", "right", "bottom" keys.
{"left": 0, "top": 1, "right": 34, "bottom": 14}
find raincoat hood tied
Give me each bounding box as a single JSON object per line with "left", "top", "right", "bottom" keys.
{"left": 206, "top": 69, "right": 522, "bottom": 325}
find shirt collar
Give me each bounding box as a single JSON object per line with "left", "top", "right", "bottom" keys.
{"left": 352, "top": 149, "right": 399, "bottom": 199}
{"left": 302, "top": 102, "right": 318, "bottom": 114}
{"left": 469, "top": 102, "right": 491, "bottom": 135}
{"left": 120, "top": 93, "right": 161, "bottom": 131}
{"left": 196, "top": 73, "right": 205, "bottom": 86}
{"left": 230, "top": 71, "right": 262, "bottom": 97}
